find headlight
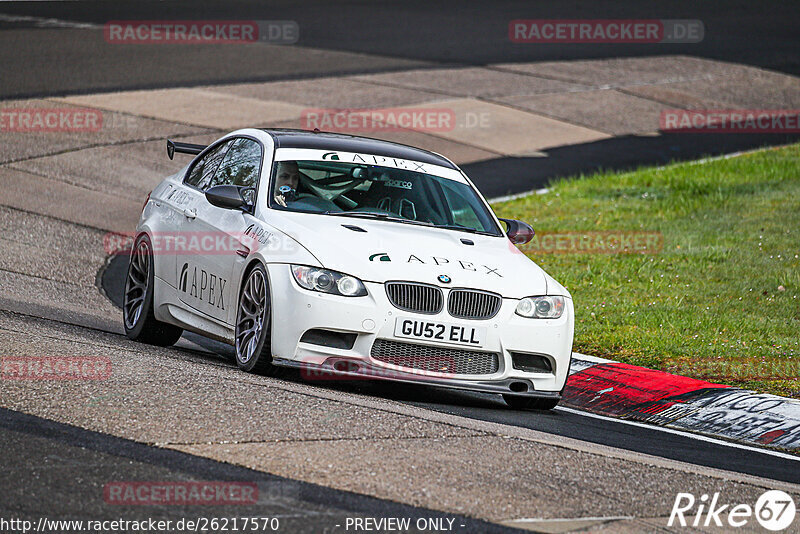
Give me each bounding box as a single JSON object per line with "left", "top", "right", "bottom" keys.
{"left": 291, "top": 265, "right": 368, "bottom": 297}
{"left": 516, "top": 296, "right": 565, "bottom": 319}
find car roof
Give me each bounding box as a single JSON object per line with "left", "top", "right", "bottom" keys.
{"left": 262, "top": 128, "right": 457, "bottom": 169}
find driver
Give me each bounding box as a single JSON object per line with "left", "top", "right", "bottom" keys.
{"left": 274, "top": 161, "right": 301, "bottom": 207}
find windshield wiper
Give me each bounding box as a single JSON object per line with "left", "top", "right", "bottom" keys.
{"left": 324, "top": 211, "right": 433, "bottom": 227}
{"left": 434, "top": 224, "right": 477, "bottom": 233}
{"left": 325, "top": 211, "right": 390, "bottom": 218}
{"left": 432, "top": 224, "right": 497, "bottom": 236}
{"left": 323, "top": 212, "right": 497, "bottom": 234}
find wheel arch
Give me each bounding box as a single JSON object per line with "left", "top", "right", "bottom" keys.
{"left": 237, "top": 258, "right": 274, "bottom": 334}
{"left": 129, "top": 227, "right": 156, "bottom": 255}
{"left": 240, "top": 258, "right": 269, "bottom": 295}
{"left": 234, "top": 258, "right": 279, "bottom": 369}
{"left": 130, "top": 226, "right": 157, "bottom": 295}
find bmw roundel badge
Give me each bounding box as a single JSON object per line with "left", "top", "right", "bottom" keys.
{"left": 437, "top": 274, "right": 451, "bottom": 284}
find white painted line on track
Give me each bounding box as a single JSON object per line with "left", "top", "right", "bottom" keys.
{"left": 506, "top": 515, "right": 634, "bottom": 523}
{"left": 0, "top": 13, "right": 98, "bottom": 29}
{"left": 487, "top": 143, "right": 797, "bottom": 204}
{"left": 556, "top": 406, "right": 800, "bottom": 462}
{"left": 571, "top": 352, "right": 616, "bottom": 364}
{"left": 654, "top": 143, "right": 795, "bottom": 170}
{"left": 488, "top": 187, "right": 549, "bottom": 204}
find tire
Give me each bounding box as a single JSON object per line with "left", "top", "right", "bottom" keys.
{"left": 503, "top": 395, "right": 560, "bottom": 410}
{"left": 234, "top": 263, "right": 288, "bottom": 377}
{"left": 123, "top": 235, "right": 183, "bottom": 346}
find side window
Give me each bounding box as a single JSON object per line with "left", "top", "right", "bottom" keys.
{"left": 210, "top": 138, "right": 262, "bottom": 188}
{"left": 184, "top": 140, "right": 233, "bottom": 190}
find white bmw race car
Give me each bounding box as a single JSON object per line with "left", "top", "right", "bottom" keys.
{"left": 124, "top": 128, "right": 574, "bottom": 409}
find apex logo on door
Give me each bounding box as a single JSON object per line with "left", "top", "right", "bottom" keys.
{"left": 179, "top": 262, "right": 227, "bottom": 310}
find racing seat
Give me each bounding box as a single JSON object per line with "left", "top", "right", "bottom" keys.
{"left": 358, "top": 177, "right": 445, "bottom": 224}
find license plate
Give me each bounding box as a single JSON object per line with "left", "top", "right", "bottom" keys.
{"left": 394, "top": 317, "right": 486, "bottom": 347}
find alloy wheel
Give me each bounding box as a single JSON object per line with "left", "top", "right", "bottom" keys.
{"left": 124, "top": 240, "right": 150, "bottom": 330}
{"left": 236, "top": 268, "right": 268, "bottom": 363}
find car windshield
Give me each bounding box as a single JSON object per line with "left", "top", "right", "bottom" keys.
{"left": 269, "top": 159, "right": 502, "bottom": 236}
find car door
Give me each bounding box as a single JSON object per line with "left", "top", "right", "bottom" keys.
{"left": 176, "top": 137, "right": 264, "bottom": 325}
{"left": 173, "top": 138, "right": 233, "bottom": 317}
{"left": 157, "top": 139, "right": 230, "bottom": 290}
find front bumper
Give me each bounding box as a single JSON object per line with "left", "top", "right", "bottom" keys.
{"left": 266, "top": 264, "right": 574, "bottom": 397}
{"left": 273, "top": 357, "right": 563, "bottom": 399}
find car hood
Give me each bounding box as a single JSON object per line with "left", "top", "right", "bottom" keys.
{"left": 269, "top": 212, "right": 548, "bottom": 299}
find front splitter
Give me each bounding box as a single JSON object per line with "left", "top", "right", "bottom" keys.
{"left": 272, "top": 357, "right": 561, "bottom": 399}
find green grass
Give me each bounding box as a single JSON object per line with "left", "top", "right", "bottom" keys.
{"left": 492, "top": 144, "right": 800, "bottom": 398}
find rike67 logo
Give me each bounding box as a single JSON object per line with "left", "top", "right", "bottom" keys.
{"left": 669, "top": 490, "right": 796, "bottom": 531}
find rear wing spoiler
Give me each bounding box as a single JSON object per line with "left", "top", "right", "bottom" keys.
{"left": 167, "top": 140, "right": 206, "bottom": 160}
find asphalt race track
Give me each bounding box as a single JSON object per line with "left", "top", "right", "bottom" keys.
{"left": 100, "top": 254, "right": 800, "bottom": 486}
{"left": 1, "top": 1, "right": 800, "bottom": 195}
{"left": 2, "top": 2, "right": 800, "bottom": 532}
{"left": 2, "top": 0, "right": 799, "bottom": 97}
{"left": 0, "top": 408, "right": 520, "bottom": 534}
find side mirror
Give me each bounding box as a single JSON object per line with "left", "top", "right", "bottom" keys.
{"left": 205, "top": 185, "right": 253, "bottom": 211}
{"left": 498, "top": 218, "right": 535, "bottom": 245}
